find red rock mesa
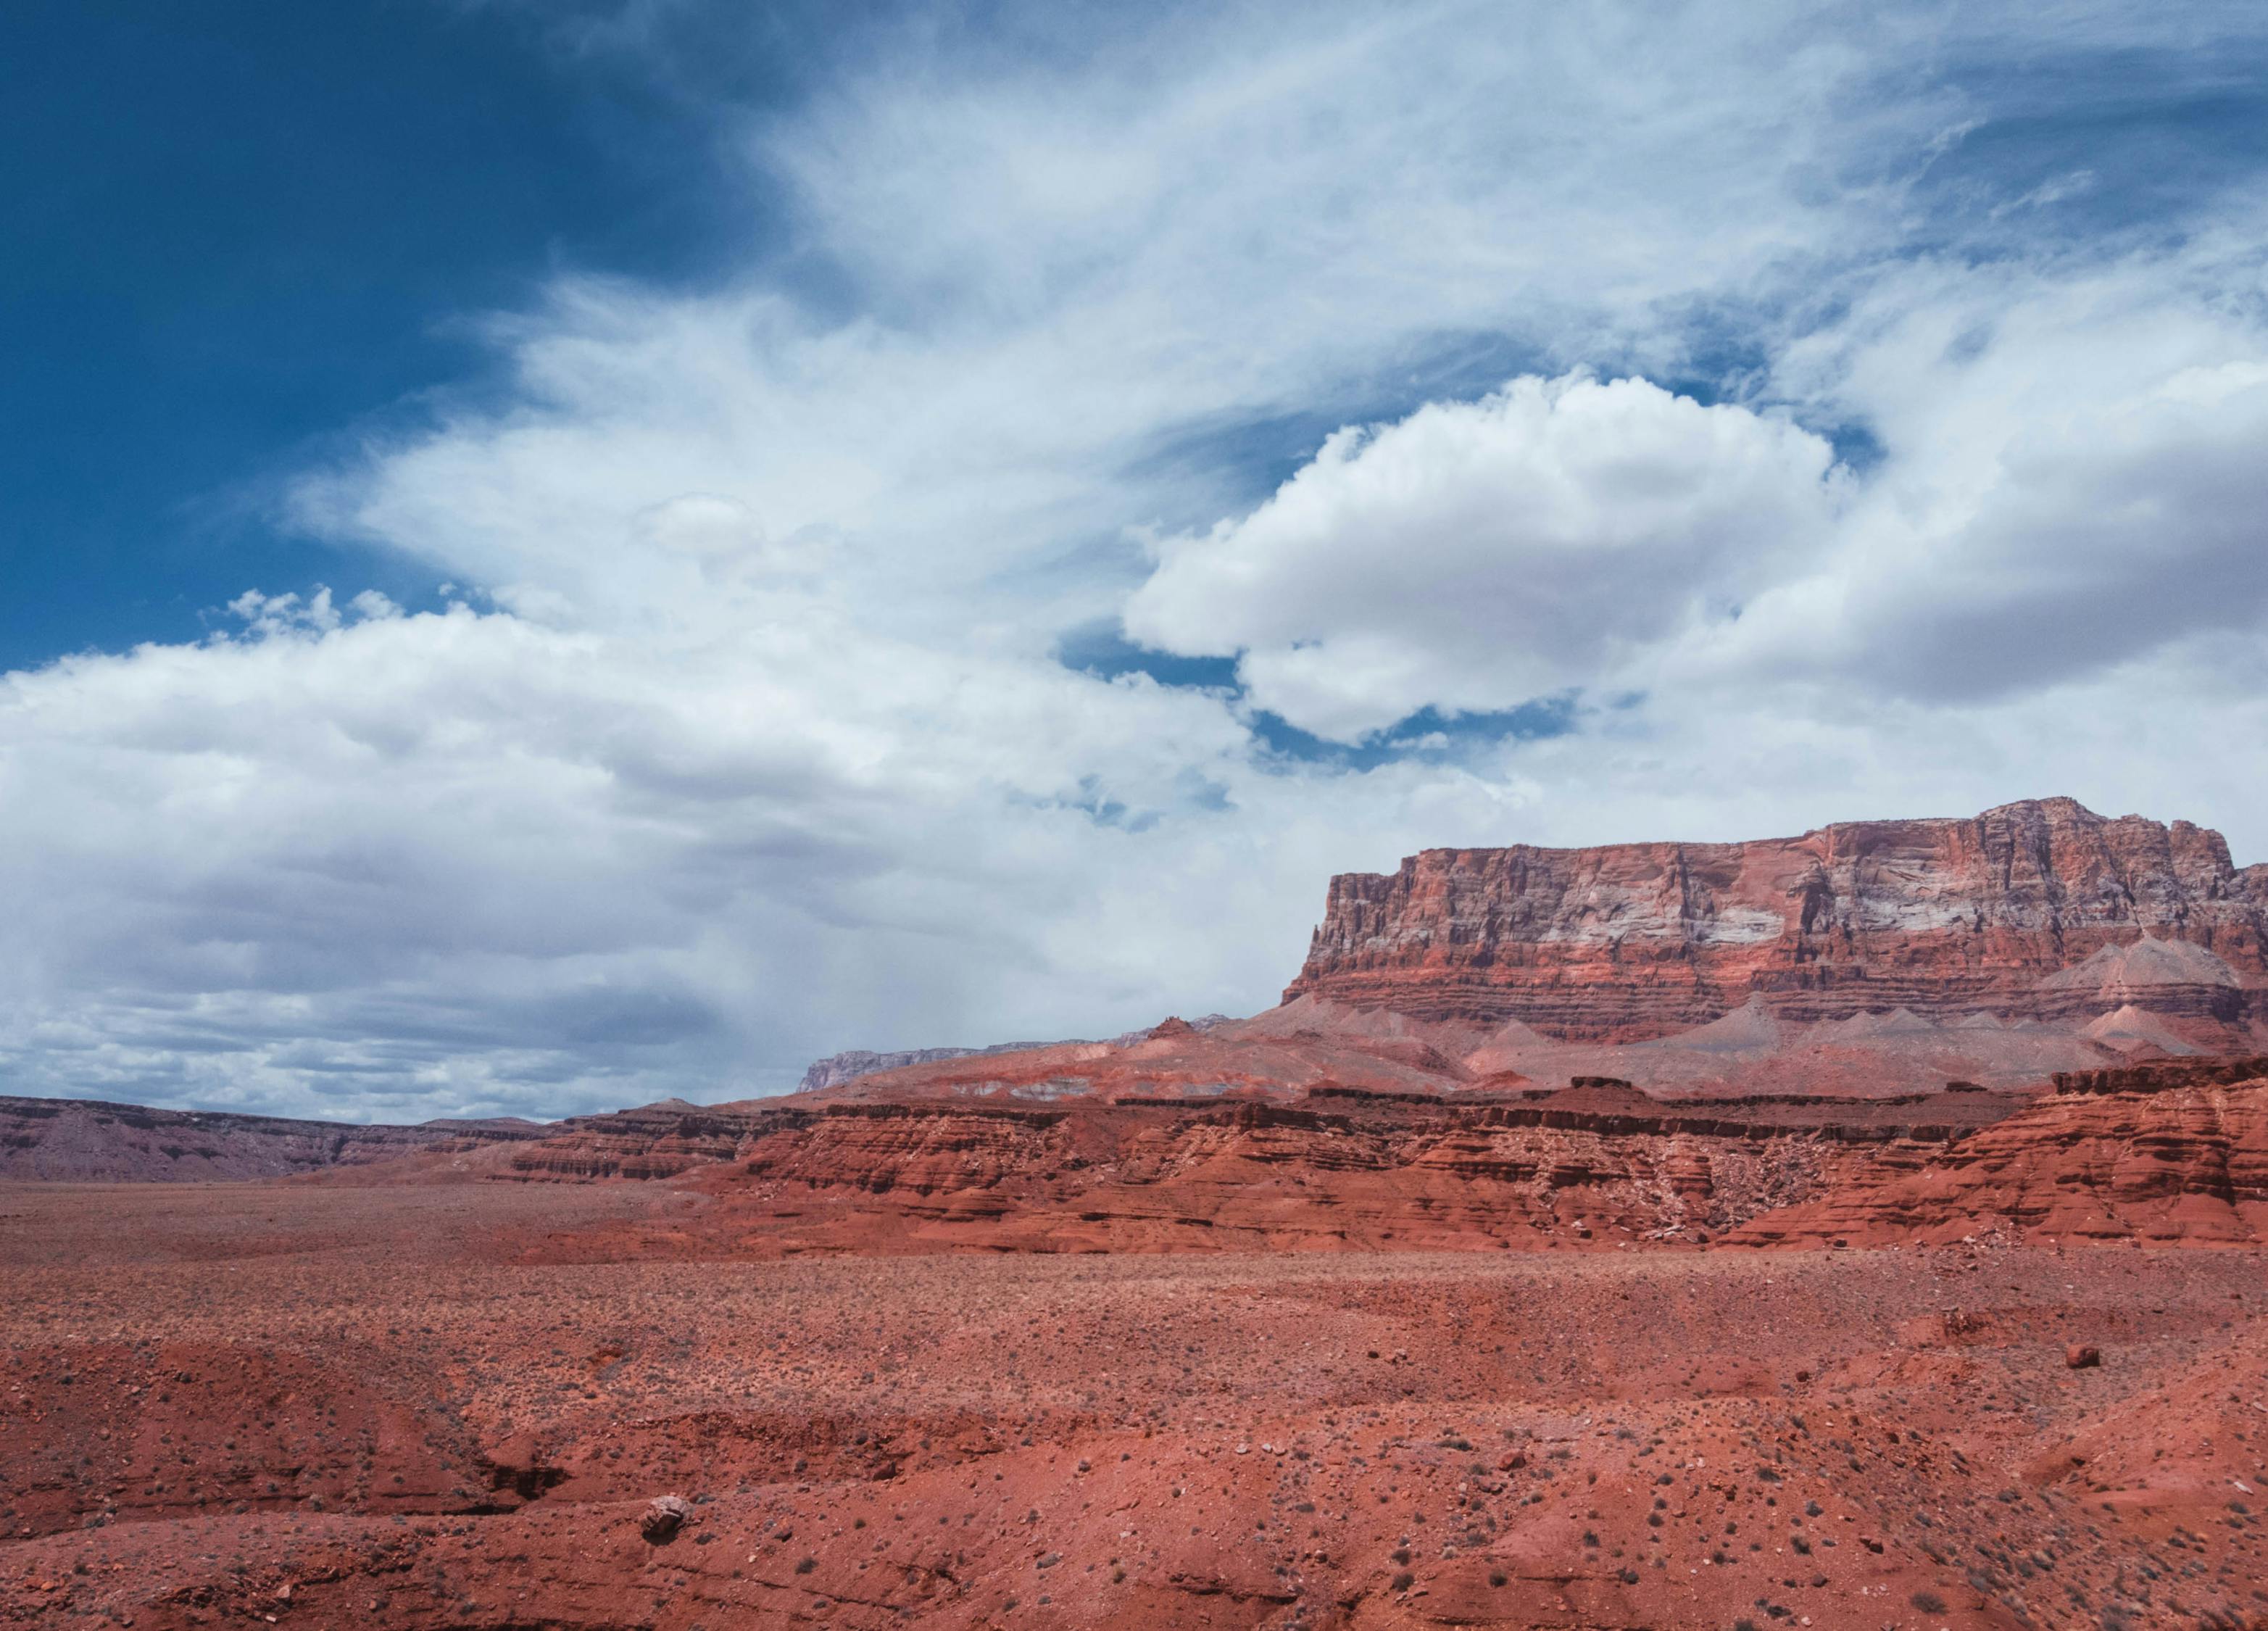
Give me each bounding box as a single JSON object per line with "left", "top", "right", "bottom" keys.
{"left": 1284, "top": 797, "right": 2268, "bottom": 1039}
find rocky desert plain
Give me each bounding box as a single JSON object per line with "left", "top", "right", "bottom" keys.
{"left": 6, "top": 797, "right": 2268, "bottom": 1631}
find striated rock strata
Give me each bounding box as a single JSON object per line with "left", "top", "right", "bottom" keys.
{"left": 1286, "top": 797, "right": 2268, "bottom": 1039}
{"left": 497, "top": 1098, "right": 773, "bottom": 1181}
{"left": 1735, "top": 1055, "right": 2268, "bottom": 1246}
{"left": 0, "top": 1095, "right": 542, "bottom": 1182}
{"left": 484, "top": 1084, "right": 2026, "bottom": 1256}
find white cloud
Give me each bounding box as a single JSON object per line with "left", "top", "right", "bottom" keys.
{"left": 4, "top": 1, "right": 2267, "bottom": 1119}
{"left": 1123, "top": 233, "right": 2268, "bottom": 742}
{"left": 0, "top": 597, "right": 1266, "bottom": 1118}
{"left": 1703, "top": 246, "right": 2268, "bottom": 700}
{"left": 1125, "top": 375, "right": 1845, "bottom": 740}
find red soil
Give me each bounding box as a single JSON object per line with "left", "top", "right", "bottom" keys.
{"left": 9, "top": 1058, "right": 2268, "bottom": 1629}
{"left": 6, "top": 1181, "right": 2268, "bottom": 1631}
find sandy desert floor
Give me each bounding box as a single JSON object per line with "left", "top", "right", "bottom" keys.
{"left": 4, "top": 1180, "right": 2267, "bottom": 1630}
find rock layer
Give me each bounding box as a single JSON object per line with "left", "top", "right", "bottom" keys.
{"left": 797, "top": 1017, "right": 1234, "bottom": 1092}
{"left": 496, "top": 1098, "right": 769, "bottom": 1182}
{"left": 1285, "top": 797, "right": 2268, "bottom": 1038}
{"left": 462, "top": 1084, "right": 2026, "bottom": 1256}
{"left": 0, "top": 1095, "right": 542, "bottom": 1182}
{"left": 1735, "top": 1056, "right": 2268, "bottom": 1246}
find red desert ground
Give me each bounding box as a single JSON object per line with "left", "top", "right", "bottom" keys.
{"left": 5, "top": 797, "right": 2267, "bottom": 1631}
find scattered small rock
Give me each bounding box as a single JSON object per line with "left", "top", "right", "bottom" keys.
{"left": 640, "top": 1495, "right": 694, "bottom": 1544}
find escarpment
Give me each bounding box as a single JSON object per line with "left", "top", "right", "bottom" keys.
{"left": 1283, "top": 797, "right": 2268, "bottom": 1038}
{"left": 1734, "top": 1055, "right": 2268, "bottom": 1246}
{"left": 498, "top": 1099, "right": 780, "bottom": 1180}
{"left": 471, "top": 1084, "right": 2035, "bottom": 1254}
{"left": 0, "top": 1095, "right": 542, "bottom": 1182}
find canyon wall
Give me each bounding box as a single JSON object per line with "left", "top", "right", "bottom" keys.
{"left": 0, "top": 1095, "right": 543, "bottom": 1181}
{"left": 1284, "top": 797, "right": 2268, "bottom": 1038}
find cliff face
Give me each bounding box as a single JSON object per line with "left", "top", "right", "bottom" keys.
{"left": 697, "top": 1089, "right": 2009, "bottom": 1253}
{"left": 496, "top": 1099, "right": 773, "bottom": 1181}
{"left": 1284, "top": 798, "right": 2268, "bottom": 1038}
{"left": 450, "top": 1082, "right": 2035, "bottom": 1256}
{"left": 798, "top": 1047, "right": 993, "bottom": 1093}
{"left": 1734, "top": 1056, "right": 2268, "bottom": 1246}
{"left": 797, "top": 1018, "right": 1235, "bottom": 1093}
{"left": 0, "top": 1095, "right": 542, "bottom": 1182}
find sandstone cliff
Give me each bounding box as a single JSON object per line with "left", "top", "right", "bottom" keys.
{"left": 495, "top": 1097, "right": 766, "bottom": 1182}
{"left": 465, "top": 1082, "right": 2026, "bottom": 1256}
{"left": 1733, "top": 1055, "right": 2268, "bottom": 1246}
{"left": 1284, "top": 797, "right": 2268, "bottom": 1039}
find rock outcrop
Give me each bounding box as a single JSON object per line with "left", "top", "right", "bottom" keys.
{"left": 1284, "top": 797, "right": 2268, "bottom": 1039}
{"left": 799, "top": 1047, "right": 1005, "bottom": 1093}
{"left": 1735, "top": 1055, "right": 2268, "bottom": 1246}
{"left": 0, "top": 1095, "right": 543, "bottom": 1182}
{"left": 531, "top": 1084, "right": 2027, "bottom": 1255}
{"left": 497, "top": 1098, "right": 772, "bottom": 1181}
{"left": 798, "top": 1017, "right": 1233, "bottom": 1092}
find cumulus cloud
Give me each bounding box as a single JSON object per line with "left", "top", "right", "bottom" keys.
{"left": 1125, "top": 375, "right": 1845, "bottom": 740}
{"left": 1123, "top": 235, "right": 2268, "bottom": 742}
{"left": 4, "top": 0, "right": 2267, "bottom": 1119}
{"left": 1711, "top": 248, "right": 2268, "bottom": 700}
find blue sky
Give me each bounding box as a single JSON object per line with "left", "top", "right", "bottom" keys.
{"left": 9, "top": 3, "right": 2261, "bottom": 671}
{"left": 4, "top": 1, "right": 2267, "bottom": 1120}
{"left": 2, "top": 2, "right": 754, "bottom": 664}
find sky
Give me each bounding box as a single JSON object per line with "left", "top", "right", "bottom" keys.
{"left": 5, "top": 1, "right": 2268, "bottom": 1122}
